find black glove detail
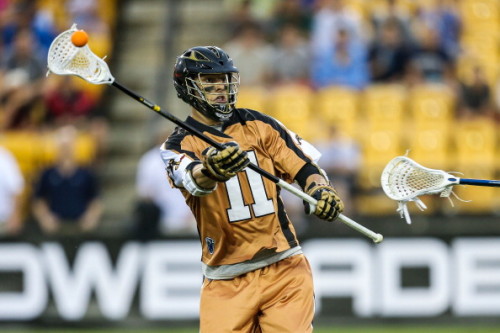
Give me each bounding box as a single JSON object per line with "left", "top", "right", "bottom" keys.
{"left": 202, "top": 142, "right": 250, "bottom": 182}
{"left": 304, "top": 183, "right": 344, "bottom": 222}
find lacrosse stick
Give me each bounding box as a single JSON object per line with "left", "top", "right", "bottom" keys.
{"left": 381, "top": 156, "right": 500, "bottom": 224}
{"left": 46, "top": 24, "right": 384, "bottom": 243}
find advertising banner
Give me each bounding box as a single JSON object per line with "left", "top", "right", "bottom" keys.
{"left": 1, "top": 237, "right": 499, "bottom": 321}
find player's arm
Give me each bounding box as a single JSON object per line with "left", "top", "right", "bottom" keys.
{"left": 160, "top": 141, "right": 249, "bottom": 197}
{"left": 190, "top": 163, "right": 218, "bottom": 190}
{"left": 295, "top": 163, "right": 344, "bottom": 222}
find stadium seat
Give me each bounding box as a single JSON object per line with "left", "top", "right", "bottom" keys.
{"left": 452, "top": 119, "right": 497, "bottom": 169}
{"left": 407, "top": 128, "right": 451, "bottom": 170}
{"left": 98, "top": 0, "right": 119, "bottom": 27}
{"left": 0, "top": 131, "right": 40, "bottom": 180}
{"left": 358, "top": 128, "right": 403, "bottom": 190}
{"left": 449, "top": 119, "right": 497, "bottom": 214}
{"left": 460, "top": 34, "right": 499, "bottom": 71}
{"left": 456, "top": 55, "right": 496, "bottom": 85}
{"left": 459, "top": 0, "right": 499, "bottom": 23}
{"left": 74, "top": 133, "right": 97, "bottom": 164}
{"left": 236, "top": 87, "right": 268, "bottom": 111}
{"left": 267, "top": 84, "right": 314, "bottom": 140}
{"left": 356, "top": 191, "right": 400, "bottom": 217}
{"left": 41, "top": 131, "right": 97, "bottom": 166}
{"left": 452, "top": 167, "right": 498, "bottom": 214}
{"left": 344, "top": 0, "right": 369, "bottom": 18}
{"left": 361, "top": 84, "right": 407, "bottom": 131}
{"left": 408, "top": 84, "right": 454, "bottom": 132}
{"left": 367, "top": 0, "right": 435, "bottom": 15}
{"left": 315, "top": 87, "right": 359, "bottom": 139}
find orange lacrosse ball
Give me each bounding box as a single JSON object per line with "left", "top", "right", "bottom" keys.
{"left": 71, "top": 30, "right": 88, "bottom": 47}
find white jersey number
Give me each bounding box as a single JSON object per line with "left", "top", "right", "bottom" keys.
{"left": 225, "top": 152, "right": 275, "bottom": 222}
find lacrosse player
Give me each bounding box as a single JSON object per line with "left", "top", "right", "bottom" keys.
{"left": 161, "top": 46, "right": 344, "bottom": 332}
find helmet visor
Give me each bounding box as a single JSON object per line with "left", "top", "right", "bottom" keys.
{"left": 186, "top": 73, "right": 240, "bottom": 113}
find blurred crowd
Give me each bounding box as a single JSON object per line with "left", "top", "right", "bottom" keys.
{"left": 0, "top": 0, "right": 114, "bottom": 238}
{"left": 223, "top": 0, "right": 498, "bottom": 112}
{"left": 221, "top": 0, "right": 500, "bottom": 228}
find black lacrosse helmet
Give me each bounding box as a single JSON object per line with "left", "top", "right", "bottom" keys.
{"left": 173, "top": 46, "right": 240, "bottom": 122}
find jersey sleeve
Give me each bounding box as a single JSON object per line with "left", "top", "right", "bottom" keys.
{"left": 262, "top": 116, "right": 322, "bottom": 182}
{"left": 284, "top": 126, "right": 322, "bottom": 164}
{"left": 159, "top": 144, "right": 196, "bottom": 189}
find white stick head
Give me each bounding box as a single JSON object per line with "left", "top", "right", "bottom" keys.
{"left": 47, "top": 24, "right": 114, "bottom": 85}
{"left": 381, "top": 156, "right": 457, "bottom": 224}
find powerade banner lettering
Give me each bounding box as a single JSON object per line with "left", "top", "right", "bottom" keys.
{"left": 0, "top": 238, "right": 499, "bottom": 321}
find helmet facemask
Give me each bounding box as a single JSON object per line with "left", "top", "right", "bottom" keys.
{"left": 185, "top": 72, "right": 240, "bottom": 122}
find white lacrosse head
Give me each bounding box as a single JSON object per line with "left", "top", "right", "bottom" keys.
{"left": 381, "top": 156, "right": 458, "bottom": 224}
{"left": 47, "top": 24, "right": 114, "bottom": 85}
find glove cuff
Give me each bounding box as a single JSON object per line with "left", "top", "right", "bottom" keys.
{"left": 305, "top": 182, "right": 334, "bottom": 195}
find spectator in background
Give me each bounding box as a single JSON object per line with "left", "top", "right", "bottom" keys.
{"left": 370, "top": 0, "right": 414, "bottom": 45}
{"left": 269, "top": 0, "right": 312, "bottom": 38}
{"left": 224, "top": 0, "right": 280, "bottom": 35}
{"left": 413, "top": 0, "right": 462, "bottom": 60}
{"left": 223, "top": 22, "right": 274, "bottom": 87}
{"left": 406, "top": 25, "right": 453, "bottom": 84}
{"left": 66, "top": 0, "right": 111, "bottom": 57}
{"left": 310, "top": 0, "right": 364, "bottom": 55}
{"left": 314, "top": 125, "right": 361, "bottom": 215}
{"left": 43, "top": 76, "right": 109, "bottom": 161}
{"left": 32, "top": 125, "right": 102, "bottom": 235}
{"left": 225, "top": 0, "right": 258, "bottom": 38}
{"left": 269, "top": 24, "right": 310, "bottom": 86}
{"left": 0, "top": 146, "right": 24, "bottom": 236}
{"left": 66, "top": 0, "right": 108, "bottom": 36}
{"left": 133, "top": 127, "right": 197, "bottom": 239}
{"left": 310, "top": 27, "right": 369, "bottom": 90}
{"left": 0, "top": 28, "right": 46, "bottom": 130}
{"left": 1, "top": 0, "right": 57, "bottom": 58}
{"left": 368, "top": 18, "right": 413, "bottom": 82}
{"left": 457, "top": 65, "right": 495, "bottom": 120}
{"left": 44, "top": 76, "right": 97, "bottom": 126}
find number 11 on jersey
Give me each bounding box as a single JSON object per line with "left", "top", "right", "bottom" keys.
{"left": 225, "top": 151, "right": 275, "bottom": 222}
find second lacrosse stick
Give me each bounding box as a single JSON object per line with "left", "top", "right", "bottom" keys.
{"left": 381, "top": 156, "right": 500, "bottom": 224}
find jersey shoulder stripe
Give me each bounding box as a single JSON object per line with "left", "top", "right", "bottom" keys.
{"left": 163, "top": 127, "right": 197, "bottom": 160}
{"left": 231, "top": 108, "right": 312, "bottom": 162}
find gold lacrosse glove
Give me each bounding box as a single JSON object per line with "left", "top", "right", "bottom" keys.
{"left": 202, "top": 142, "right": 250, "bottom": 182}
{"left": 305, "top": 183, "right": 344, "bottom": 222}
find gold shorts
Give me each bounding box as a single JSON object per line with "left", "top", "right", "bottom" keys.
{"left": 200, "top": 254, "right": 315, "bottom": 333}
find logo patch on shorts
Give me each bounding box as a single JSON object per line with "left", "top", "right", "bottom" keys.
{"left": 205, "top": 237, "right": 215, "bottom": 254}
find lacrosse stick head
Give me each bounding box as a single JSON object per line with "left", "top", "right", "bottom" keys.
{"left": 47, "top": 24, "right": 114, "bottom": 85}
{"left": 381, "top": 156, "right": 457, "bottom": 224}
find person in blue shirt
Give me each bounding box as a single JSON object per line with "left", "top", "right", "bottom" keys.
{"left": 311, "top": 28, "right": 369, "bottom": 90}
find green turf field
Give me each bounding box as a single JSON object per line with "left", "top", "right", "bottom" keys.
{"left": 5, "top": 326, "right": 500, "bottom": 333}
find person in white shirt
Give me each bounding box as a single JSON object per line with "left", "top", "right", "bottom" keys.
{"left": 135, "top": 130, "right": 197, "bottom": 236}
{"left": 0, "top": 146, "right": 25, "bottom": 235}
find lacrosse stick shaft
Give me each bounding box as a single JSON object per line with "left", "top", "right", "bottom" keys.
{"left": 456, "top": 178, "right": 500, "bottom": 187}
{"left": 111, "top": 81, "right": 383, "bottom": 243}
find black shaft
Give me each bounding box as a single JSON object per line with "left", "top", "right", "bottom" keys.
{"left": 111, "top": 81, "right": 280, "bottom": 184}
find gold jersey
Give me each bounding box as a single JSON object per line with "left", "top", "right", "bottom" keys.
{"left": 161, "top": 108, "right": 320, "bottom": 267}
